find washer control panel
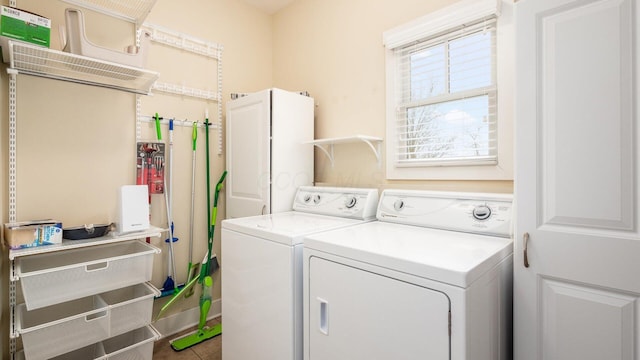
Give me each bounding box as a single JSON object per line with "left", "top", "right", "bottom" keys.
{"left": 293, "top": 186, "right": 379, "bottom": 220}
{"left": 377, "top": 190, "right": 513, "bottom": 237}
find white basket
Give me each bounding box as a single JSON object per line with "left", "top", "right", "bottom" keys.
{"left": 17, "top": 282, "right": 159, "bottom": 359}
{"left": 103, "top": 326, "right": 159, "bottom": 360}
{"left": 99, "top": 283, "right": 158, "bottom": 336}
{"left": 17, "top": 241, "right": 159, "bottom": 310}
{"left": 18, "top": 295, "right": 110, "bottom": 360}
{"left": 34, "top": 325, "right": 160, "bottom": 360}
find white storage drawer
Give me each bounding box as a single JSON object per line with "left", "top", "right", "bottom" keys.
{"left": 100, "top": 282, "right": 158, "bottom": 335}
{"left": 16, "top": 325, "right": 160, "bottom": 360}
{"left": 18, "top": 295, "right": 110, "bottom": 360}
{"left": 16, "top": 240, "right": 160, "bottom": 310}
{"left": 17, "top": 283, "right": 159, "bottom": 360}
{"left": 102, "top": 326, "right": 159, "bottom": 360}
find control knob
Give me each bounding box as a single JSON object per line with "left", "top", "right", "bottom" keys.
{"left": 472, "top": 205, "right": 492, "bottom": 220}
{"left": 345, "top": 196, "right": 357, "bottom": 209}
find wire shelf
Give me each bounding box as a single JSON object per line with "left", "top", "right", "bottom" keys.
{"left": 60, "top": 0, "right": 157, "bottom": 25}
{"left": 9, "top": 41, "right": 159, "bottom": 94}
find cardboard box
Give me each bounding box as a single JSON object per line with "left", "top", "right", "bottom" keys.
{"left": 1, "top": 6, "right": 50, "bottom": 47}
{"left": 4, "top": 220, "right": 62, "bottom": 249}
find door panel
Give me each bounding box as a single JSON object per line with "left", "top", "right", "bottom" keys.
{"left": 226, "top": 90, "right": 270, "bottom": 218}
{"left": 308, "top": 257, "right": 450, "bottom": 360}
{"left": 539, "top": 0, "right": 634, "bottom": 232}
{"left": 515, "top": 0, "right": 640, "bottom": 359}
{"left": 540, "top": 278, "right": 636, "bottom": 360}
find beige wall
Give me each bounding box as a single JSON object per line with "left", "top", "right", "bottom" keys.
{"left": 273, "top": 0, "right": 514, "bottom": 193}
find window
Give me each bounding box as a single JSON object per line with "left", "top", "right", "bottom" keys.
{"left": 384, "top": 0, "right": 513, "bottom": 180}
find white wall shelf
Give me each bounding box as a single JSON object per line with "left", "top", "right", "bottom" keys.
{"left": 7, "top": 41, "right": 159, "bottom": 95}
{"left": 8, "top": 226, "right": 164, "bottom": 262}
{"left": 60, "top": 0, "right": 157, "bottom": 25}
{"left": 308, "top": 135, "right": 383, "bottom": 167}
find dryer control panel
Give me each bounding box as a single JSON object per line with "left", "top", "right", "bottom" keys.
{"left": 293, "top": 186, "right": 379, "bottom": 220}
{"left": 377, "top": 190, "right": 513, "bottom": 238}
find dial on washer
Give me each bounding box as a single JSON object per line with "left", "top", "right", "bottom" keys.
{"left": 345, "top": 196, "right": 357, "bottom": 208}
{"left": 472, "top": 205, "right": 492, "bottom": 220}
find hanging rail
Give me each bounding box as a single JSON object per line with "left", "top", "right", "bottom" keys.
{"left": 142, "top": 23, "right": 223, "bottom": 59}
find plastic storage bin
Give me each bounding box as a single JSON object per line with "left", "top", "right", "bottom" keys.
{"left": 16, "top": 240, "right": 159, "bottom": 310}
{"left": 62, "top": 8, "right": 150, "bottom": 68}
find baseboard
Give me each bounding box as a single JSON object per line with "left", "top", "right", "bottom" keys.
{"left": 153, "top": 299, "right": 221, "bottom": 339}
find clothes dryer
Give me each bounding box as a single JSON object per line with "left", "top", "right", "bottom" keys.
{"left": 303, "top": 190, "right": 513, "bottom": 360}
{"left": 221, "top": 186, "right": 379, "bottom": 360}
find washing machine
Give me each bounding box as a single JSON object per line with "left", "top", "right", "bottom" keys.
{"left": 303, "top": 190, "right": 513, "bottom": 360}
{"left": 221, "top": 186, "right": 379, "bottom": 360}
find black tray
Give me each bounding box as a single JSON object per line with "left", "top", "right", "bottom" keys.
{"left": 63, "top": 223, "right": 114, "bottom": 240}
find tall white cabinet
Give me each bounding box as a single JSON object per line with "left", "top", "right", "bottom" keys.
{"left": 225, "top": 88, "right": 314, "bottom": 218}
{"left": 514, "top": 0, "right": 640, "bottom": 359}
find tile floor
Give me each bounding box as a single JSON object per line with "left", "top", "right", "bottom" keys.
{"left": 153, "top": 317, "right": 222, "bottom": 360}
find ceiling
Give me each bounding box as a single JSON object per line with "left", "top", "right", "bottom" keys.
{"left": 242, "top": 0, "right": 296, "bottom": 14}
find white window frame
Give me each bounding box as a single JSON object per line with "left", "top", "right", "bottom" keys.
{"left": 384, "top": 0, "right": 514, "bottom": 180}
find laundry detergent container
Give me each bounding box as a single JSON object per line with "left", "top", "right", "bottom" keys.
{"left": 16, "top": 240, "right": 160, "bottom": 310}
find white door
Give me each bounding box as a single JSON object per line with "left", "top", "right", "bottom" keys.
{"left": 515, "top": 1, "right": 640, "bottom": 359}
{"left": 226, "top": 90, "right": 271, "bottom": 218}
{"left": 307, "top": 257, "right": 450, "bottom": 360}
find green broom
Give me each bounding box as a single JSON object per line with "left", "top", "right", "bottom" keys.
{"left": 169, "top": 119, "right": 226, "bottom": 351}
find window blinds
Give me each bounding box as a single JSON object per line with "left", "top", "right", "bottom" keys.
{"left": 394, "top": 20, "right": 497, "bottom": 165}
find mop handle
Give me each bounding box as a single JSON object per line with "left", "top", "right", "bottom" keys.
{"left": 189, "top": 122, "right": 197, "bottom": 263}
{"left": 155, "top": 112, "right": 162, "bottom": 140}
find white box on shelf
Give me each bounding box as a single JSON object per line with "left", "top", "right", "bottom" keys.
{"left": 118, "top": 185, "right": 150, "bottom": 234}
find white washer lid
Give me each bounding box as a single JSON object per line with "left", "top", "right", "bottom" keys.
{"left": 221, "top": 212, "right": 370, "bottom": 246}
{"left": 304, "top": 221, "right": 513, "bottom": 288}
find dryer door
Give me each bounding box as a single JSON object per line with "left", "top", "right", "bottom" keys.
{"left": 308, "top": 257, "right": 450, "bottom": 360}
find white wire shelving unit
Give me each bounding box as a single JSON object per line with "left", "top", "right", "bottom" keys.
{"left": 6, "top": 1, "right": 162, "bottom": 357}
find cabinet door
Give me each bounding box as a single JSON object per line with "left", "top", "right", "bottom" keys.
{"left": 307, "top": 257, "right": 450, "bottom": 360}
{"left": 226, "top": 89, "right": 271, "bottom": 218}
{"left": 515, "top": 0, "right": 640, "bottom": 359}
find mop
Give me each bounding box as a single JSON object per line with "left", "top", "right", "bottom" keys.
{"left": 170, "top": 168, "right": 226, "bottom": 351}
{"left": 153, "top": 118, "right": 219, "bottom": 320}
{"left": 184, "top": 121, "right": 199, "bottom": 298}
{"left": 162, "top": 119, "right": 178, "bottom": 293}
